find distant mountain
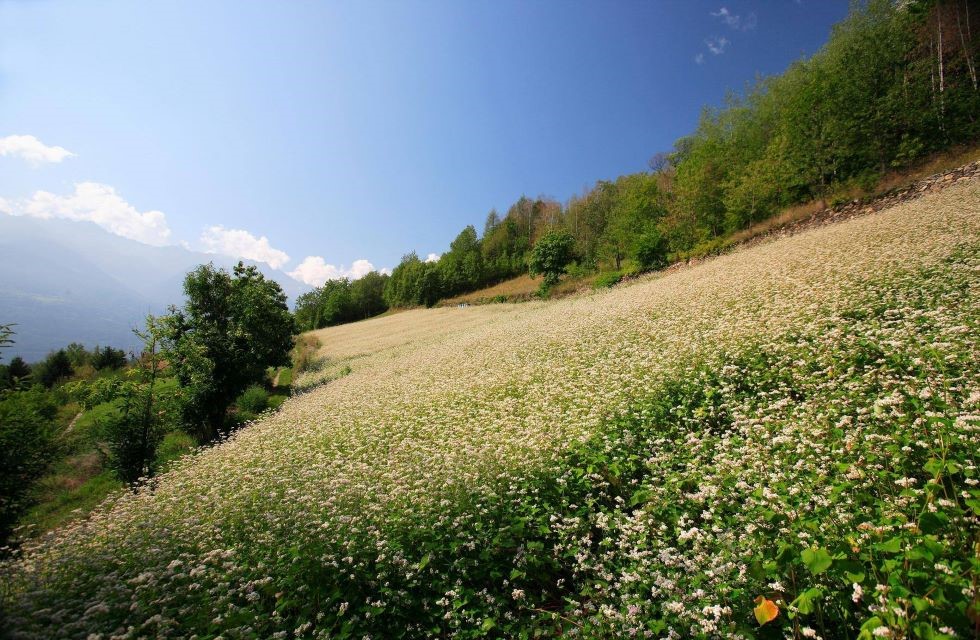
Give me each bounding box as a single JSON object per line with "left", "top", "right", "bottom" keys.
{"left": 0, "top": 215, "right": 312, "bottom": 361}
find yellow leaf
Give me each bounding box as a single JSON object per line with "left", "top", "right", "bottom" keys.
{"left": 753, "top": 596, "right": 779, "bottom": 626}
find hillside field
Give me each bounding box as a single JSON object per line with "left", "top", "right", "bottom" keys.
{"left": 2, "top": 181, "right": 979, "bottom": 638}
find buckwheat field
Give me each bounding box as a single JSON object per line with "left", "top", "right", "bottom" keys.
{"left": 3, "top": 182, "right": 978, "bottom": 639}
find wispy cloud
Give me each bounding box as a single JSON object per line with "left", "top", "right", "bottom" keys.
{"left": 5, "top": 182, "right": 172, "bottom": 245}
{"left": 0, "top": 134, "right": 75, "bottom": 167}
{"left": 287, "top": 256, "right": 381, "bottom": 286}
{"left": 199, "top": 225, "right": 291, "bottom": 269}
{"left": 694, "top": 53, "right": 706, "bottom": 65}
{"left": 711, "top": 7, "right": 757, "bottom": 31}
{"left": 705, "top": 36, "right": 730, "bottom": 55}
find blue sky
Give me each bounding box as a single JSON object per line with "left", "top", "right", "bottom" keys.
{"left": 0, "top": 0, "right": 849, "bottom": 285}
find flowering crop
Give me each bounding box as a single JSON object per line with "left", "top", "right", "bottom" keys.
{"left": 1, "top": 183, "right": 978, "bottom": 638}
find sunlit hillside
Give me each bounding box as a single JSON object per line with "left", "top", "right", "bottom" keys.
{"left": 3, "top": 181, "right": 978, "bottom": 638}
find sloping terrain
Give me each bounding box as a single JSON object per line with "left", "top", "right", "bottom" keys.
{"left": 2, "top": 181, "right": 978, "bottom": 638}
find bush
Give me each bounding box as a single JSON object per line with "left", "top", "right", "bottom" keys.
{"left": 0, "top": 389, "right": 59, "bottom": 540}
{"left": 91, "top": 346, "right": 128, "bottom": 371}
{"left": 593, "top": 271, "right": 623, "bottom": 289}
{"left": 634, "top": 230, "right": 668, "bottom": 271}
{"left": 528, "top": 231, "right": 575, "bottom": 289}
{"left": 36, "top": 349, "right": 74, "bottom": 388}
{"left": 237, "top": 385, "right": 269, "bottom": 414}
{"left": 564, "top": 260, "right": 594, "bottom": 280}
{"left": 101, "top": 393, "right": 166, "bottom": 485}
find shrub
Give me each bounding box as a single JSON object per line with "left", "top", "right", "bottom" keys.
{"left": 36, "top": 350, "right": 74, "bottom": 388}
{"left": 564, "top": 260, "right": 594, "bottom": 280}
{"left": 237, "top": 385, "right": 269, "bottom": 414}
{"left": 528, "top": 231, "right": 575, "bottom": 289}
{"left": 0, "top": 389, "right": 59, "bottom": 541}
{"left": 91, "top": 346, "right": 128, "bottom": 371}
{"left": 593, "top": 271, "right": 623, "bottom": 289}
{"left": 101, "top": 395, "right": 166, "bottom": 485}
{"left": 634, "top": 229, "right": 668, "bottom": 270}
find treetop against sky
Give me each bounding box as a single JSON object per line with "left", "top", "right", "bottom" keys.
{"left": 0, "top": 0, "right": 847, "bottom": 283}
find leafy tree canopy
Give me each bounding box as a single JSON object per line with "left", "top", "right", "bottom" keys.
{"left": 162, "top": 262, "right": 295, "bottom": 441}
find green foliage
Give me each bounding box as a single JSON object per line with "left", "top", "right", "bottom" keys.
{"left": 672, "top": 0, "right": 980, "bottom": 247}
{"left": 294, "top": 271, "right": 390, "bottom": 332}
{"left": 383, "top": 252, "right": 441, "bottom": 308}
{"left": 437, "top": 225, "right": 484, "bottom": 296}
{"left": 66, "top": 375, "right": 125, "bottom": 410}
{"left": 161, "top": 262, "right": 295, "bottom": 441}
{"left": 237, "top": 385, "right": 269, "bottom": 415}
{"left": 155, "top": 431, "right": 196, "bottom": 467}
{"left": 18, "top": 470, "right": 123, "bottom": 536}
{"left": 101, "top": 322, "right": 176, "bottom": 485}
{"left": 36, "top": 349, "right": 74, "bottom": 388}
{"left": 528, "top": 230, "right": 575, "bottom": 288}
{"left": 0, "top": 388, "right": 59, "bottom": 540}
{"left": 91, "top": 346, "right": 128, "bottom": 371}
{"left": 64, "top": 343, "right": 91, "bottom": 369}
{"left": 6, "top": 357, "right": 31, "bottom": 387}
{"left": 593, "top": 270, "right": 624, "bottom": 289}
{"left": 633, "top": 229, "right": 668, "bottom": 270}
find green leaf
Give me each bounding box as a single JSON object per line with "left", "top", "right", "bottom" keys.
{"left": 630, "top": 489, "right": 651, "bottom": 506}
{"left": 924, "top": 458, "right": 944, "bottom": 476}
{"left": 918, "top": 512, "right": 948, "bottom": 535}
{"left": 801, "top": 547, "right": 833, "bottom": 574}
{"left": 911, "top": 597, "right": 931, "bottom": 613}
{"left": 791, "top": 587, "right": 823, "bottom": 615}
{"left": 418, "top": 553, "right": 431, "bottom": 570}
{"left": 845, "top": 569, "right": 866, "bottom": 583}
{"left": 876, "top": 538, "right": 903, "bottom": 554}
{"left": 481, "top": 618, "right": 496, "bottom": 632}
{"left": 858, "top": 617, "right": 885, "bottom": 640}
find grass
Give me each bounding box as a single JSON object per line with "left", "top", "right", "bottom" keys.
{"left": 2, "top": 181, "right": 978, "bottom": 638}
{"left": 17, "top": 458, "right": 122, "bottom": 536}
{"left": 17, "top": 429, "right": 197, "bottom": 537}
{"left": 440, "top": 271, "right": 600, "bottom": 305}
{"left": 15, "top": 375, "right": 192, "bottom": 539}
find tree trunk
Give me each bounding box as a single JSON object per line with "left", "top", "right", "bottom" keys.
{"left": 956, "top": 0, "right": 978, "bottom": 90}
{"left": 938, "top": 5, "right": 946, "bottom": 129}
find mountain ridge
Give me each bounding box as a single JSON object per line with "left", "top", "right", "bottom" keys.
{"left": 0, "top": 215, "right": 312, "bottom": 361}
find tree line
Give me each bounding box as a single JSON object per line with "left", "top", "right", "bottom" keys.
{"left": 293, "top": 0, "right": 978, "bottom": 331}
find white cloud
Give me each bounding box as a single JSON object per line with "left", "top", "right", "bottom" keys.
{"left": 711, "top": 7, "right": 756, "bottom": 31}
{"left": 424, "top": 252, "right": 440, "bottom": 263}
{"left": 0, "top": 134, "right": 75, "bottom": 166}
{"left": 706, "top": 36, "right": 730, "bottom": 55}
{"left": 695, "top": 53, "right": 705, "bottom": 65}
{"left": 288, "top": 256, "right": 380, "bottom": 287}
{"left": 9, "top": 182, "right": 172, "bottom": 245}
{"left": 199, "top": 225, "right": 291, "bottom": 269}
